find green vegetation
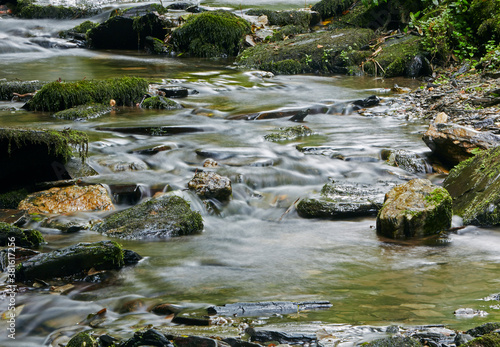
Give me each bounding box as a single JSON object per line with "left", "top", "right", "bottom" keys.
{"left": 25, "top": 77, "right": 148, "bottom": 112}
{"left": 246, "top": 9, "right": 312, "bottom": 27}
{"left": 15, "top": 0, "right": 99, "bottom": 19}
{"left": 141, "top": 96, "right": 182, "bottom": 109}
{"left": 170, "top": 10, "right": 251, "bottom": 58}
{"left": 462, "top": 332, "right": 500, "bottom": 347}
{"left": 0, "top": 188, "right": 29, "bottom": 209}
{"left": 0, "top": 128, "right": 88, "bottom": 163}
{"left": 0, "top": 222, "right": 45, "bottom": 248}
{"left": 268, "top": 25, "right": 309, "bottom": 42}
{"left": 311, "top": 0, "right": 354, "bottom": 20}
{"left": 59, "top": 20, "right": 98, "bottom": 38}
{"left": 0, "top": 80, "right": 45, "bottom": 101}
{"left": 53, "top": 103, "right": 112, "bottom": 121}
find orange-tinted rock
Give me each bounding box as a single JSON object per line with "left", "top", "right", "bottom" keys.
{"left": 18, "top": 185, "right": 114, "bottom": 214}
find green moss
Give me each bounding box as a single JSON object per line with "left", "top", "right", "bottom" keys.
{"left": 246, "top": 9, "right": 312, "bottom": 27}
{"left": 0, "top": 222, "right": 45, "bottom": 248}
{"left": 141, "top": 96, "right": 182, "bottom": 109}
{"left": 470, "top": 0, "right": 500, "bottom": 46}
{"left": 462, "top": 332, "right": 500, "bottom": 347}
{"left": 363, "top": 336, "right": 422, "bottom": 346}
{"left": 0, "top": 188, "right": 29, "bottom": 209}
{"left": 66, "top": 332, "right": 98, "bottom": 347}
{"left": 264, "top": 125, "right": 313, "bottom": 142}
{"left": 59, "top": 20, "right": 98, "bottom": 38}
{"left": 16, "top": 0, "right": 99, "bottom": 19}
{"left": 95, "top": 195, "right": 203, "bottom": 239}
{"left": 424, "top": 187, "right": 449, "bottom": 205}
{"left": 237, "top": 28, "right": 374, "bottom": 75}
{"left": 25, "top": 77, "right": 148, "bottom": 112}
{"left": 53, "top": 103, "right": 112, "bottom": 121}
{"left": 171, "top": 10, "right": 251, "bottom": 58}
{"left": 467, "top": 322, "right": 500, "bottom": 337}
{"left": 269, "top": 25, "right": 308, "bottom": 42}
{"left": 311, "top": 0, "right": 354, "bottom": 20}
{"left": 0, "top": 80, "right": 46, "bottom": 101}
{"left": 0, "top": 128, "right": 88, "bottom": 163}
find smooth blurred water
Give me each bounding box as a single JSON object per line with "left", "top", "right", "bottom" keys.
{"left": 0, "top": 2, "right": 499, "bottom": 346}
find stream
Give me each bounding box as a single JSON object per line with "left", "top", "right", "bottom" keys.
{"left": 0, "top": 2, "right": 500, "bottom": 345}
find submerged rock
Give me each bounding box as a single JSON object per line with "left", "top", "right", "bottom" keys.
{"left": 18, "top": 185, "right": 114, "bottom": 214}
{"left": 264, "top": 125, "right": 313, "bottom": 142}
{"left": 381, "top": 149, "right": 432, "bottom": 174}
{"left": 376, "top": 179, "right": 452, "bottom": 239}
{"left": 94, "top": 194, "right": 203, "bottom": 239}
{"left": 187, "top": 171, "right": 232, "bottom": 201}
{"left": 16, "top": 240, "right": 125, "bottom": 282}
{"left": 297, "top": 181, "right": 391, "bottom": 219}
{"left": 170, "top": 10, "right": 251, "bottom": 58}
{"left": 53, "top": 103, "right": 112, "bottom": 121}
{"left": 0, "top": 222, "right": 44, "bottom": 248}
{"left": 25, "top": 77, "right": 148, "bottom": 112}
{"left": 444, "top": 146, "right": 500, "bottom": 226}
{"left": 422, "top": 123, "right": 499, "bottom": 165}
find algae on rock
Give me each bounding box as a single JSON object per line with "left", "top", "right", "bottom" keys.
{"left": 53, "top": 103, "right": 112, "bottom": 121}
{"left": 444, "top": 146, "right": 500, "bottom": 226}
{"left": 170, "top": 10, "right": 251, "bottom": 58}
{"left": 25, "top": 77, "right": 148, "bottom": 112}
{"left": 95, "top": 194, "right": 203, "bottom": 239}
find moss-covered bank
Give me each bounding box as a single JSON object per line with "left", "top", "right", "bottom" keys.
{"left": 171, "top": 10, "right": 251, "bottom": 58}
{"left": 25, "top": 77, "right": 148, "bottom": 112}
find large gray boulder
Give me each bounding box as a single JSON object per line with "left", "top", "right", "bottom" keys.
{"left": 443, "top": 146, "right": 500, "bottom": 226}
{"left": 376, "top": 179, "right": 452, "bottom": 239}
{"left": 94, "top": 194, "right": 203, "bottom": 239}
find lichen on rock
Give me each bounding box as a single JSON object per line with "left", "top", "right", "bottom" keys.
{"left": 376, "top": 179, "right": 452, "bottom": 239}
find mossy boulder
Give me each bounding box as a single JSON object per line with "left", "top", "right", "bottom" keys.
{"left": 25, "top": 77, "right": 148, "bottom": 112}
{"left": 311, "top": 0, "right": 354, "bottom": 20}
{"left": 170, "top": 10, "right": 251, "bottom": 58}
{"left": 0, "top": 128, "right": 88, "bottom": 191}
{"left": 264, "top": 125, "right": 314, "bottom": 142}
{"left": 0, "top": 80, "right": 45, "bottom": 101}
{"left": 53, "top": 103, "right": 112, "bottom": 121}
{"left": 66, "top": 331, "right": 98, "bottom": 347}
{"left": 187, "top": 172, "right": 232, "bottom": 201}
{"left": 0, "top": 188, "right": 29, "bottom": 209}
{"left": 466, "top": 322, "right": 500, "bottom": 337}
{"left": 443, "top": 147, "right": 500, "bottom": 226}
{"left": 141, "top": 96, "right": 183, "bottom": 109}
{"left": 246, "top": 9, "right": 314, "bottom": 27}
{"left": 237, "top": 28, "right": 374, "bottom": 75}
{"left": 0, "top": 222, "right": 44, "bottom": 248}
{"left": 376, "top": 179, "right": 452, "bottom": 239}
{"left": 15, "top": 240, "right": 124, "bottom": 282}
{"left": 59, "top": 20, "right": 98, "bottom": 40}
{"left": 87, "top": 16, "right": 136, "bottom": 49}
{"left": 18, "top": 185, "right": 114, "bottom": 215}
{"left": 94, "top": 195, "right": 203, "bottom": 239}
{"left": 15, "top": 0, "right": 99, "bottom": 19}
{"left": 462, "top": 332, "right": 500, "bottom": 347}
{"left": 363, "top": 336, "right": 422, "bottom": 346}
{"left": 362, "top": 36, "right": 430, "bottom": 77}
{"left": 297, "top": 181, "right": 389, "bottom": 219}
{"left": 268, "top": 25, "right": 309, "bottom": 42}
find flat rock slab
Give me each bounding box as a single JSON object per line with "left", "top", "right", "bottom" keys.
{"left": 208, "top": 301, "right": 332, "bottom": 317}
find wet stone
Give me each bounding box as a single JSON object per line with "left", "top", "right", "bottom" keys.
{"left": 188, "top": 171, "right": 232, "bottom": 201}
{"left": 264, "top": 125, "right": 314, "bottom": 142}
{"left": 95, "top": 155, "right": 149, "bottom": 172}
{"left": 381, "top": 149, "right": 432, "bottom": 174}
{"left": 121, "top": 329, "right": 174, "bottom": 347}
{"left": 0, "top": 222, "right": 44, "bottom": 248}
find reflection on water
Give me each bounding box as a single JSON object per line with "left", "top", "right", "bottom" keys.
{"left": 0, "top": 5, "right": 499, "bottom": 346}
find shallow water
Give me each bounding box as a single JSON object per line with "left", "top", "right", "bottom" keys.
{"left": 0, "top": 2, "right": 499, "bottom": 346}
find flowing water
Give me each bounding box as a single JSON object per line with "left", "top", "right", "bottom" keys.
{"left": 0, "top": 2, "right": 500, "bottom": 346}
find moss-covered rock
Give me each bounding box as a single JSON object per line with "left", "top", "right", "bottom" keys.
{"left": 246, "top": 9, "right": 313, "bottom": 27}
{"left": 94, "top": 195, "right": 203, "bottom": 239}
{"left": 59, "top": 20, "right": 98, "bottom": 40}
{"left": 16, "top": 240, "right": 124, "bottom": 281}
{"left": 237, "top": 28, "right": 374, "bottom": 75}
{"left": 0, "top": 222, "right": 44, "bottom": 248}
{"left": 53, "top": 103, "right": 112, "bottom": 121}
{"left": 362, "top": 36, "right": 429, "bottom": 77}
{"left": 268, "top": 25, "right": 309, "bottom": 42}
{"left": 188, "top": 172, "right": 232, "bottom": 201}
{"left": 466, "top": 322, "right": 500, "bottom": 337}
{"left": 0, "top": 80, "right": 45, "bottom": 101}
{"left": 87, "top": 16, "right": 136, "bottom": 49}
{"left": 264, "top": 125, "right": 314, "bottom": 142}
{"left": 0, "top": 188, "right": 29, "bottom": 209}
{"left": 141, "top": 96, "right": 183, "bottom": 109}
{"left": 297, "top": 181, "right": 389, "bottom": 219}
{"left": 376, "top": 179, "right": 452, "bottom": 239}
{"left": 0, "top": 128, "right": 88, "bottom": 190}
{"left": 170, "top": 10, "right": 251, "bottom": 58}
{"left": 18, "top": 185, "right": 114, "bottom": 214}
{"left": 15, "top": 0, "right": 99, "bottom": 19}
{"left": 461, "top": 332, "right": 500, "bottom": 347}
{"left": 363, "top": 336, "right": 422, "bottom": 346}
{"left": 311, "top": 0, "right": 354, "bottom": 20}
{"left": 66, "top": 331, "right": 98, "bottom": 347}
{"left": 25, "top": 77, "right": 148, "bottom": 112}
{"left": 443, "top": 147, "right": 500, "bottom": 226}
